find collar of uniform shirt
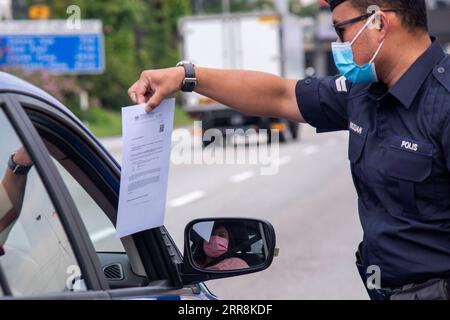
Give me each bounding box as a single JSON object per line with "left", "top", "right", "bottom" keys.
{"left": 367, "top": 37, "right": 446, "bottom": 109}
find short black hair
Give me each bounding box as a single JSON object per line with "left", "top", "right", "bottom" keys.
{"left": 349, "top": 0, "right": 428, "bottom": 32}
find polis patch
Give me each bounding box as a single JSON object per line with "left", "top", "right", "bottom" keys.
{"left": 391, "top": 136, "right": 433, "bottom": 156}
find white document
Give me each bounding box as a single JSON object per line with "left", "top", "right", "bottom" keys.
{"left": 193, "top": 221, "right": 215, "bottom": 242}
{"left": 116, "top": 99, "right": 175, "bottom": 238}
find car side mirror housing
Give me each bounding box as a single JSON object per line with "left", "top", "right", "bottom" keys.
{"left": 180, "top": 218, "right": 276, "bottom": 285}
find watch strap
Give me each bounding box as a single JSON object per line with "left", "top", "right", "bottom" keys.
{"left": 179, "top": 62, "right": 196, "bottom": 92}
{"left": 8, "top": 154, "right": 32, "bottom": 175}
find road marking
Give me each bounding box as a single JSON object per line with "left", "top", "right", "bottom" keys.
{"left": 90, "top": 227, "right": 116, "bottom": 243}
{"left": 169, "top": 190, "right": 206, "bottom": 208}
{"left": 262, "top": 156, "right": 291, "bottom": 174}
{"left": 230, "top": 171, "right": 255, "bottom": 183}
{"left": 278, "top": 156, "right": 292, "bottom": 167}
{"left": 302, "top": 145, "right": 319, "bottom": 155}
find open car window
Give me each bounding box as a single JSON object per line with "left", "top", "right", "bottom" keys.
{"left": 17, "top": 95, "right": 188, "bottom": 290}
{"left": 22, "top": 103, "right": 125, "bottom": 254}
{"left": 51, "top": 158, "right": 125, "bottom": 253}
{"left": 0, "top": 107, "right": 86, "bottom": 296}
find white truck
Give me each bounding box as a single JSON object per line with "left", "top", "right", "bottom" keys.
{"left": 178, "top": 12, "right": 306, "bottom": 144}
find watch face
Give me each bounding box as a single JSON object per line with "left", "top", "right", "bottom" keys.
{"left": 12, "top": 164, "right": 26, "bottom": 174}
{"left": 177, "top": 60, "right": 194, "bottom": 67}
{"left": 8, "top": 154, "right": 32, "bottom": 175}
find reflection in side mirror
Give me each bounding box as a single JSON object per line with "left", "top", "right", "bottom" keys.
{"left": 188, "top": 219, "right": 273, "bottom": 272}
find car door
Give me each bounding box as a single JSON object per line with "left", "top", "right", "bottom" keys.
{"left": 0, "top": 93, "right": 109, "bottom": 299}
{"left": 10, "top": 93, "right": 209, "bottom": 300}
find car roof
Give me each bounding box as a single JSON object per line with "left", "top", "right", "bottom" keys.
{"left": 0, "top": 71, "right": 120, "bottom": 167}
{"left": 0, "top": 71, "right": 71, "bottom": 112}
{"left": 0, "top": 71, "right": 98, "bottom": 136}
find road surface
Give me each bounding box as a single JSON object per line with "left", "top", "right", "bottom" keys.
{"left": 102, "top": 124, "right": 367, "bottom": 300}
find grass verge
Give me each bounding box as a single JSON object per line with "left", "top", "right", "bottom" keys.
{"left": 74, "top": 104, "right": 193, "bottom": 137}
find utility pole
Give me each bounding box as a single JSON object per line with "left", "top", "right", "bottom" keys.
{"left": 274, "top": 0, "right": 289, "bottom": 14}
{"left": 222, "top": 0, "right": 230, "bottom": 13}
{"left": 194, "top": 0, "right": 204, "bottom": 14}
{"left": 0, "top": 0, "right": 13, "bottom": 20}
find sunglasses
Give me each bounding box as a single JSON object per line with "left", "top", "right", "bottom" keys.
{"left": 333, "top": 9, "right": 400, "bottom": 42}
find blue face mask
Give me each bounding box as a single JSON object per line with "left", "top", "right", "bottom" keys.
{"left": 332, "top": 14, "right": 385, "bottom": 84}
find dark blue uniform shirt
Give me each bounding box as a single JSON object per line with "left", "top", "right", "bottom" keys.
{"left": 296, "top": 38, "right": 450, "bottom": 287}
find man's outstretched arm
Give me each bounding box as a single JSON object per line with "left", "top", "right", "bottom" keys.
{"left": 128, "top": 67, "right": 306, "bottom": 123}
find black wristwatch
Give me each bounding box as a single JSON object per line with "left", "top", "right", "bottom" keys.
{"left": 176, "top": 60, "right": 197, "bottom": 92}
{"left": 8, "top": 153, "right": 33, "bottom": 175}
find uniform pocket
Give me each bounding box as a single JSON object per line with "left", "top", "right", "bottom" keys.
{"left": 386, "top": 137, "right": 433, "bottom": 182}
{"left": 385, "top": 137, "right": 433, "bottom": 214}
{"left": 348, "top": 121, "right": 369, "bottom": 201}
{"left": 348, "top": 121, "right": 368, "bottom": 163}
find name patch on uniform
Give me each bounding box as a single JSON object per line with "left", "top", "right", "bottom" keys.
{"left": 400, "top": 140, "right": 418, "bottom": 152}
{"left": 391, "top": 137, "right": 433, "bottom": 156}
{"left": 349, "top": 121, "right": 363, "bottom": 135}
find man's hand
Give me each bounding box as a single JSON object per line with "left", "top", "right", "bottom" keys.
{"left": 128, "top": 67, "right": 185, "bottom": 113}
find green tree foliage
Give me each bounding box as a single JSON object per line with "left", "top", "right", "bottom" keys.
{"left": 19, "top": 0, "right": 191, "bottom": 111}
{"left": 290, "top": 1, "right": 319, "bottom": 17}
{"left": 12, "top": 1, "right": 306, "bottom": 112}
{"left": 191, "top": 0, "right": 274, "bottom": 14}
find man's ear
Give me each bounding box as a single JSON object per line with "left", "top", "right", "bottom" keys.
{"left": 377, "top": 12, "right": 390, "bottom": 41}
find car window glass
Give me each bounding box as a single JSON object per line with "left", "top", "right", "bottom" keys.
{"left": 0, "top": 108, "right": 86, "bottom": 297}
{"left": 51, "top": 159, "right": 125, "bottom": 253}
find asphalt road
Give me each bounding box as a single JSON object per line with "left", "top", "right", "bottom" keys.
{"left": 102, "top": 124, "right": 367, "bottom": 300}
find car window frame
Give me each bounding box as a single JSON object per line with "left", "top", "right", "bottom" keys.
{"left": 0, "top": 263, "right": 9, "bottom": 296}
{"left": 11, "top": 93, "right": 186, "bottom": 294}
{"left": 0, "top": 93, "right": 110, "bottom": 299}
{"left": 18, "top": 95, "right": 151, "bottom": 276}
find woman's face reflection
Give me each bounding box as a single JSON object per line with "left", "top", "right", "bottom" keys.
{"left": 211, "top": 225, "right": 229, "bottom": 242}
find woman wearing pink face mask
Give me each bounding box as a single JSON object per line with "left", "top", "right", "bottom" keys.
{"left": 196, "top": 224, "right": 249, "bottom": 271}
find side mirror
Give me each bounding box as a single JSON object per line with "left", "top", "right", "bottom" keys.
{"left": 181, "top": 218, "right": 276, "bottom": 285}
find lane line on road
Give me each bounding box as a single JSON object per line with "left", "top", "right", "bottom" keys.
{"left": 230, "top": 171, "right": 255, "bottom": 183}
{"left": 90, "top": 227, "right": 116, "bottom": 243}
{"left": 169, "top": 190, "right": 206, "bottom": 208}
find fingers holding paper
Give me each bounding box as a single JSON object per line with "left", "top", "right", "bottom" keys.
{"left": 128, "top": 68, "right": 185, "bottom": 113}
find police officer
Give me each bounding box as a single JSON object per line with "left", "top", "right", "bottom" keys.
{"left": 128, "top": 0, "right": 450, "bottom": 300}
